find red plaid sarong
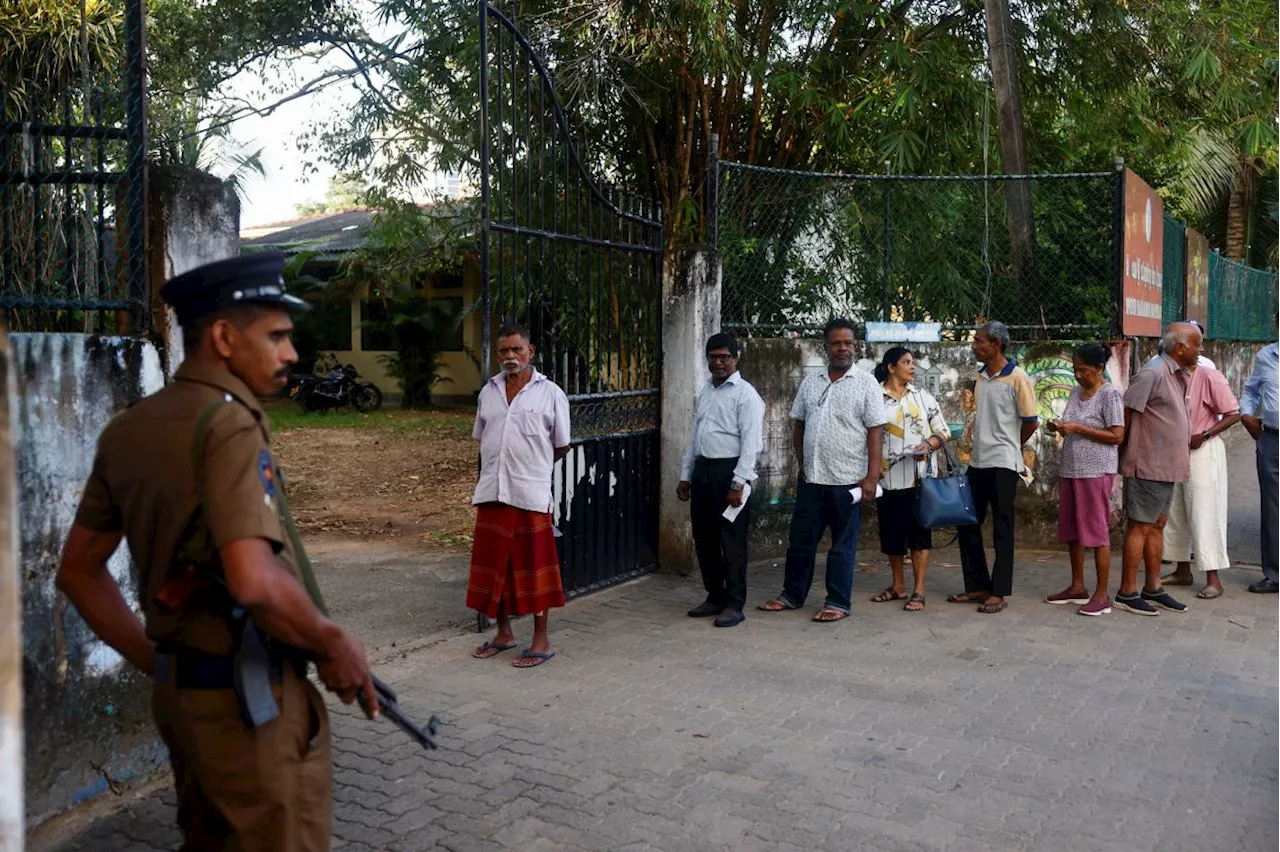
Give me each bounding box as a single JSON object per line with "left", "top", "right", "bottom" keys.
{"left": 466, "top": 503, "right": 566, "bottom": 618}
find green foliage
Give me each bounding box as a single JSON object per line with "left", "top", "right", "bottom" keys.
{"left": 294, "top": 174, "right": 367, "bottom": 216}
{"left": 0, "top": 0, "right": 121, "bottom": 113}
{"left": 366, "top": 296, "right": 458, "bottom": 409}
{"left": 344, "top": 200, "right": 474, "bottom": 407}
{"left": 306, "top": 0, "right": 1274, "bottom": 263}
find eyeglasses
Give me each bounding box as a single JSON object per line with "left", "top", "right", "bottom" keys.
{"left": 706, "top": 354, "right": 736, "bottom": 362}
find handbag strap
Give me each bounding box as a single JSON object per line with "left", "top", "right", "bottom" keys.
{"left": 923, "top": 439, "right": 959, "bottom": 479}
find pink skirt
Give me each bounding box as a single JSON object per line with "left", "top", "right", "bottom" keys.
{"left": 1058, "top": 475, "right": 1114, "bottom": 548}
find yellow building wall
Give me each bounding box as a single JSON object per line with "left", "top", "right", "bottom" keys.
{"left": 322, "top": 259, "right": 484, "bottom": 404}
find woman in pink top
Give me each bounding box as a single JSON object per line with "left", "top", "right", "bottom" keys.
{"left": 1044, "top": 343, "right": 1126, "bottom": 616}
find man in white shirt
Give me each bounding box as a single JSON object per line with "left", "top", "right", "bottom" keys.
{"left": 468, "top": 323, "right": 570, "bottom": 667}
{"left": 759, "top": 318, "right": 886, "bottom": 622}
{"left": 676, "top": 333, "right": 766, "bottom": 627}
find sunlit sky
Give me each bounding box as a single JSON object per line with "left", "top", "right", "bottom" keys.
{"left": 221, "top": 59, "right": 350, "bottom": 228}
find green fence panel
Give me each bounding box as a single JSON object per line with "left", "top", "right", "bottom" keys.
{"left": 1162, "top": 214, "right": 1185, "bottom": 327}
{"left": 1208, "top": 252, "right": 1279, "bottom": 341}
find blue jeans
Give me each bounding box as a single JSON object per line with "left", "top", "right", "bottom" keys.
{"left": 779, "top": 480, "right": 863, "bottom": 613}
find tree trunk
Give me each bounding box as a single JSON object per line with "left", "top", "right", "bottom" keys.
{"left": 1224, "top": 160, "right": 1254, "bottom": 261}
{"left": 983, "top": 0, "right": 1035, "bottom": 306}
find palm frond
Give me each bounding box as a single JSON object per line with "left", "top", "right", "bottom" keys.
{"left": 1164, "top": 128, "right": 1241, "bottom": 221}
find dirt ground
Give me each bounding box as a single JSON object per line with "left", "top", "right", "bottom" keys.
{"left": 269, "top": 404, "right": 480, "bottom": 552}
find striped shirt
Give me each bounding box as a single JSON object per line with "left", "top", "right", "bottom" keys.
{"left": 1241, "top": 342, "right": 1279, "bottom": 430}
{"left": 679, "top": 371, "right": 766, "bottom": 485}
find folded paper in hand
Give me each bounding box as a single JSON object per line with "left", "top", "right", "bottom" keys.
{"left": 850, "top": 484, "right": 885, "bottom": 503}
{"left": 721, "top": 483, "right": 752, "bottom": 522}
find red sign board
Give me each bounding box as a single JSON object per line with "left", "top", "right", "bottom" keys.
{"left": 1121, "top": 169, "right": 1164, "bottom": 337}
{"left": 1184, "top": 227, "right": 1209, "bottom": 329}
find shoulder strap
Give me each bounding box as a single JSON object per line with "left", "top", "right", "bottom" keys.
{"left": 191, "top": 399, "right": 229, "bottom": 496}
{"left": 190, "top": 397, "right": 329, "bottom": 615}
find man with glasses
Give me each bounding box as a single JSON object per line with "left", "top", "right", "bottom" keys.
{"left": 676, "top": 333, "right": 766, "bottom": 627}
{"left": 759, "top": 318, "right": 885, "bottom": 623}
{"left": 1240, "top": 340, "right": 1280, "bottom": 593}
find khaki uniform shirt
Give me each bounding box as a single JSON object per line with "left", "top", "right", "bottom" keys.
{"left": 74, "top": 360, "right": 300, "bottom": 655}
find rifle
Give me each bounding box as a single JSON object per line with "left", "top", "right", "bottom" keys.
{"left": 369, "top": 676, "right": 442, "bottom": 750}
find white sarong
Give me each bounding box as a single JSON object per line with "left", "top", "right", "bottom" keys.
{"left": 1163, "top": 437, "right": 1230, "bottom": 572}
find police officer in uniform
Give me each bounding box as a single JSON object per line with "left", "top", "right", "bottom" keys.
{"left": 56, "top": 252, "right": 376, "bottom": 851}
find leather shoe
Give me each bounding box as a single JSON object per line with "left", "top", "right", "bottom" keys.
{"left": 688, "top": 600, "right": 722, "bottom": 617}
{"left": 713, "top": 610, "right": 745, "bottom": 628}
{"left": 1248, "top": 578, "right": 1279, "bottom": 594}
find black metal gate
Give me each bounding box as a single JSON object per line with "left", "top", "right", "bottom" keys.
{"left": 479, "top": 2, "right": 663, "bottom": 597}
{"left": 1, "top": 0, "right": 148, "bottom": 333}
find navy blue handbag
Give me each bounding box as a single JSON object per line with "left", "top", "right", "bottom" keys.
{"left": 915, "top": 445, "right": 978, "bottom": 529}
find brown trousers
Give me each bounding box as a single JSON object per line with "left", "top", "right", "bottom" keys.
{"left": 151, "top": 665, "right": 333, "bottom": 851}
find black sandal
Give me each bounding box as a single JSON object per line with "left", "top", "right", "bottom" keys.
{"left": 904, "top": 593, "right": 925, "bottom": 612}
{"left": 870, "top": 587, "right": 906, "bottom": 603}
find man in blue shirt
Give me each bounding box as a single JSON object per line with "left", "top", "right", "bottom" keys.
{"left": 1240, "top": 341, "right": 1279, "bottom": 593}
{"left": 677, "top": 333, "right": 766, "bottom": 627}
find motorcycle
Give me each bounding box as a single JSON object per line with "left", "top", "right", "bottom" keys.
{"left": 289, "top": 363, "right": 383, "bottom": 413}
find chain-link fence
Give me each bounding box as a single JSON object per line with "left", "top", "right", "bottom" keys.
{"left": 1209, "top": 253, "right": 1279, "bottom": 342}
{"left": 713, "top": 161, "right": 1118, "bottom": 339}
{"left": 0, "top": 0, "right": 148, "bottom": 334}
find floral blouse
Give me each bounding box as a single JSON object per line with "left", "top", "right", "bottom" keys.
{"left": 880, "top": 383, "right": 951, "bottom": 491}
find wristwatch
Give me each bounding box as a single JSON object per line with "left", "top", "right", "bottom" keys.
{"left": 1201, "top": 431, "right": 1212, "bottom": 443}
{"left": 729, "top": 481, "right": 745, "bottom": 492}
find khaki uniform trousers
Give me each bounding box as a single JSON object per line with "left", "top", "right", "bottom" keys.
{"left": 152, "top": 664, "right": 333, "bottom": 851}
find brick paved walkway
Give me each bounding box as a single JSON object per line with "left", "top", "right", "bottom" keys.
{"left": 37, "top": 552, "right": 1279, "bottom": 851}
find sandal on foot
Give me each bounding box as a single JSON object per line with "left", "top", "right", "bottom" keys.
{"left": 472, "top": 641, "right": 518, "bottom": 659}
{"left": 757, "top": 599, "right": 796, "bottom": 612}
{"left": 904, "top": 593, "right": 926, "bottom": 612}
{"left": 513, "top": 649, "right": 556, "bottom": 668}
{"left": 870, "top": 587, "right": 906, "bottom": 603}
{"left": 977, "top": 599, "right": 1008, "bottom": 614}
{"left": 812, "top": 607, "right": 849, "bottom": 623}
{"left": 946, "top": 592, "right": 990, "bottom": 604}
{"left": 1196, "top": 586, "right": 1224, "bottom": 599}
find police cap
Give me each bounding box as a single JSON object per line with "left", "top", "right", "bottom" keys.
{"left": 160, "top": 251, "right": 310, "bottom": 326}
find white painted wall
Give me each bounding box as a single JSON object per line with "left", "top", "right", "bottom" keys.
{"left": 1, "top": 324, "right": 22, "bottom": 851}
{"left": 658, "top": 249, "right": 723, "bottom": 573}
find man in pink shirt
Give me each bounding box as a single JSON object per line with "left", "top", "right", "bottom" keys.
{"left": 467, "top": 323, "right": 571, "bottom": 667}
{"left": 1160, "top": 351, "right": 1241, "bottom": 599}
{"left": 1115, "top": 322, "right": 1201, "bottom": 616}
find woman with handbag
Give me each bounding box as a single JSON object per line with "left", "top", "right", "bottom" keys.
{"left": 869, "top": 348, "right": 952, "bottom": 611}
{"left": 1044, "top": 342, "right": 1125, "bottom": 616}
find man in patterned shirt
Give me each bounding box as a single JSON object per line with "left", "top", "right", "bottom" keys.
{"left": 759, "top": 318, "right": 886, "bottom": 622}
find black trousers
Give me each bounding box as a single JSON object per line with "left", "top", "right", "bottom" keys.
{"left": 957, "top": 466, "right": 1020, "bottom": 597}
{"left": 690, "top": 457, "right": 749, "bottom": 611}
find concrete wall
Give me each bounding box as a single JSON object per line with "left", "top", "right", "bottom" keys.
{"left": 658, "top": 248, "right": 722, "bottom": 573}
{"left": 15, "top": 167, "right": 239, "bottom": 827}
{"left": 146, "top": 165, "right": 240, "bottom": 376}
{"left": 1, "top": 324, "right": 22, "bottom": 851}
{"left": 15, "top": 335, "right": 167, "bottom": 826}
